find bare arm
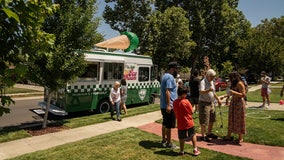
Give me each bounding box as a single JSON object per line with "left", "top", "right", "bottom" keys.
{"left": 260, "top": 77, "right": 270, "bottom": 85}
{"left": 166, "top": 89, "right": 171, "bottom": 113}
{"left": 230, "top": 82, "right": 246, "bottom": 98}
{"left": 214, "top": 92, "right": 222, "bottom": 106}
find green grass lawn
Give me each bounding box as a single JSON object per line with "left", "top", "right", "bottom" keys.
{"left": 5, "top": 87, "right": 41, "bottom": 94}
{"left": 9, "top": 128, "right": 249, "bottom": 160}
{"left": 1, "top": 84, "right": 284, "bottom": 159}
{"left": 195, "top": 107, "right": 284, "bottom": 147}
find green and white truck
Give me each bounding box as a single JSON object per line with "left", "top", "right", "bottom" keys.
{"left": 39, "top": 49, "right": 160, "bottom": 116}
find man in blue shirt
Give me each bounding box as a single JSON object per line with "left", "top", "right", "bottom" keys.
{"left": 160, "top": 61, "right": 180, "bottom": 149}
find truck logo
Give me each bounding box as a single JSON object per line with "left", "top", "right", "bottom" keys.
{"left": 138, "top": 89, "right": 147, "bottom": 101}
{"left": 124, "top": 65, "right": 137, "bottom": 80}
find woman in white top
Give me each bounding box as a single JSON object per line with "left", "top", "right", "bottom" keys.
{"left": 109, "top": 81, "right": 121, "bottom": 121}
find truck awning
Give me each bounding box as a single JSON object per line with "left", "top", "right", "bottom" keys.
{"left": 85, "top": 53, "right": 125, "bottom": 63}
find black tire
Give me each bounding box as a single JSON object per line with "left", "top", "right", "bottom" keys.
{"left": 97, "top": 100, "right": 111, "bottom": 113}
{"left": 148, "top": 95, "right": 155, "bottom": 104}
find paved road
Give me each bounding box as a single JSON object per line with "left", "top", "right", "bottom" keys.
{"left": 0, "top": 97, "right": 43, "bottom": 129}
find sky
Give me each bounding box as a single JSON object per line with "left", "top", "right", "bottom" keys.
{"left": 96, "top": 0, "right": 284, "bottom": 40}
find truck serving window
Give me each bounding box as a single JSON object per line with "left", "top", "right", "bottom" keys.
{"left": 151, "top": 65, "right": 158, "bottom": 81}
{"left": 79, "top": 63, "right": 98, "bottom": 80}
{"left": 104, "top": 63, "right": 123, "bottom": 80}
{"left": 139, "top": 67, "right": 149, "bottom": 81}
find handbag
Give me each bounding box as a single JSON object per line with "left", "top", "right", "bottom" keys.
{"left": 267, "top": 88, "right": 271, "bottom": 94}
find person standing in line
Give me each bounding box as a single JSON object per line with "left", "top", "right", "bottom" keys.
{"left": 109, "top": 81, "right": 121, "bottom": 121}
{"left": 120, "top": 79, "right": 128, "bottom": 115}
{"left": 189, "top": 69, "right": 200, "bottom": 113}
{"left": 160, "top": 61, "right": 180, "bottom": 149}
{"left": 198, "top": 69, "right": 222, "bottom": 142}
{"left": 173, "top": 86, "right": 201, "bottom": 156}
{"left": 260, "top": 71, "right": 271, "bottom": 108}
{"left": 176, "top": 74, "right": 182, "bottom": 85}
{"left": 177, "top": 79, "right": 183, "bottom": 89}
{"left": 223, "top": 72, "right": 246, "bottom": 143}
{"left": 184, "top": 78, "right": 191, "bottom": 102}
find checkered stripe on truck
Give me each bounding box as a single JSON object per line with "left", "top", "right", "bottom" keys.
{"left": 66, "top": 81, "right": 160, "bottom": 93}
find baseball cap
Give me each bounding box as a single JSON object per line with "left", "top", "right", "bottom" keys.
{"left": 168, "top": 61, "right": 180, "bottom": 69}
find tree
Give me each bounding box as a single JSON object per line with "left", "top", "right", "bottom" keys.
{"left": 237, "top": 16, "right": 284, "bottom": 78}
{"left": 155, "top": 0, "right": 250, "bottom": 73}
{"left": 103, "top": 0, "right": 153, "bottom": 45}
{"left": 221, "top": 60, "right": 234, "bottom": 78}
{"left": 0, "top": 0, "right": 58, "bottom": 116}
{"left": 28, "top": 0, "right": 103, "bottom": 128}
{"left": 141, "top": 6, "right": 196, "bottom": 71}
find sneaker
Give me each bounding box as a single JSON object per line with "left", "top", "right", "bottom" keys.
{"left": 193, "top": 149, "right": 201, "bottom": 156}
{"left": 161, "top": 140, "right": 167, "bottom": 147}
{"left": 117, "top": 118, "right": 122, "bottom": 121}
{"left": 166, "top": 143, "right": 179, "bottom": 149}
{"left": 266, "top": 106, "right": 270, "bottom": 109}
{"left": 207, "top": 133, "right": 218, "bottom": 139}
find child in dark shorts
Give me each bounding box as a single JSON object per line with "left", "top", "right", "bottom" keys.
{"left": 173, "top": 86, "right": 201, "bottom": 156}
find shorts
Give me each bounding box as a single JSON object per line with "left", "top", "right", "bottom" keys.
{"left": 198, "top": 101, "right": 216, "bottom": 125}
{"left": 178, "top": 127, "right": 195, "bottom": 139}
{"left": 121, "top": 95, "right": 127, "bottom": 104}
{"left": 190, "top": 97, "right": 199, "bottom": 105}
{"left": 161, "top": 108, "right": 176, "bottom": 129}
{"left": 261, "top": 88, "right": 268, "bottom": 97}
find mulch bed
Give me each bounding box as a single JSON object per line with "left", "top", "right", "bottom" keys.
{"left": 25, "top": 123, "right": 69, "bottom": 136}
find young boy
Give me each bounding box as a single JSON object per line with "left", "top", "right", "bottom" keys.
{"left": 173, "top": 86, "right": 201, "bottom": 156}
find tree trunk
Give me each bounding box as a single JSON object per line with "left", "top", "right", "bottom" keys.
{"left": 42, "top": 90, "right": 53, "bottom": 129}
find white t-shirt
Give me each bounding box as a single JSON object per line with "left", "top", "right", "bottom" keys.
{"left": 199, "top": 78, "right": 215, "bottom": 103}
{"left": 109, "top": 88, "right": 121, "bottom": 103}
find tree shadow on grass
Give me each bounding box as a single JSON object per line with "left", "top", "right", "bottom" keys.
{"left": 139, "top": 140, "right": 162, "bottom": 149}
{"left": 270, "top": 118, "right": 284, "bottom": 121}
{"left": 139, "top": 140, "right": 178, "bottom": 157}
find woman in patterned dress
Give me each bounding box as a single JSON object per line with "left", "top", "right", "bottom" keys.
{"left": 223, "top": 71, "right": 246, "bottom": 143}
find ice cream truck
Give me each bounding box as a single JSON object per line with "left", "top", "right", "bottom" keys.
{"left": 39, "top": 32, "right": 160, "bottom": 115}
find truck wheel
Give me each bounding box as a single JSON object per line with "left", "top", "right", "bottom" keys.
{"left": 148, "top": 95, "right": 155, "bottom": 104}
{"left": 98, "top": 100, "right": 111, "bottom": 113}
